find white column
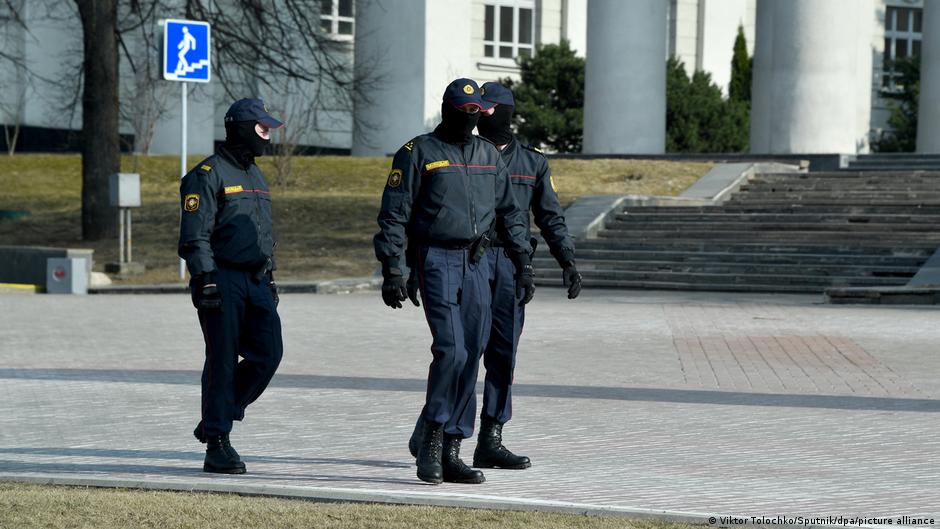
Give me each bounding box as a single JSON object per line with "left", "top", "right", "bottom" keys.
{"left": 918, "top": 0, "right": 940, "bottom": 153}
{"left": 351, "top": 0, "right": 427, "bottom": 156}
{"left": 750, "top": 0, "right": 873, "bottom": 154}
{"left": 582, "top": 0, "right": 666, "bottom": 154}
{"left": 748, "top": 0, "right": 774, "bottom": 151}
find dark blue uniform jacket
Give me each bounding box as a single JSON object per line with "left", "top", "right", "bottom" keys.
{"left": 178, "top": 147, "right": 276, "bottom": 277}
{"left": 374, "top": 133, "right": 530, "bottom": 269}
{"left": 494, "top": 139, "right": 575, "bottom": 266}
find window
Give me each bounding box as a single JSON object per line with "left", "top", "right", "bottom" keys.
{"left": 483, "top": 2, "right": 535, "bottom": 59}
{"left": 320, "top": 0, "right": 354, "bottom": 38}
{"left": 883, "top": 5, "right": 922, "bottom": 89}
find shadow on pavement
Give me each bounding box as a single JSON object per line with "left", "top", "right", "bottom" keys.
{"left": 2, "top": 368, "right": 938, "bottom": 413}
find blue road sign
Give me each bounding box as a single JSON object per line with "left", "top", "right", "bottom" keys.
{"left": 163, "top": 19, "right": 211, "bottom": 82}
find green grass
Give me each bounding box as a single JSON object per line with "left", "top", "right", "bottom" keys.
{"left": 0, "top": 482, "right": 699, "bottom": 529}
{"left": 0, "top": 154, "right": 713, "bottom": 283}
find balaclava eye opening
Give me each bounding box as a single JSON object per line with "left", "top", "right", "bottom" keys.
{"left": 477, "top": 104, "right": 514, "bottom": 146}
{"left": 434, "top": 102, "right": 481, "bottom": 144}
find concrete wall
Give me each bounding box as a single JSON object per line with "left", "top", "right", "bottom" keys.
{"left": 918, "top": 0, "right": 940, "bottom": 151}
{"left": 424, "top": 0, "right": 474, "bottom": 129}
{"left": 750, "top": 0, "right": 874, "bottom": 154}
{"left": 21, "top": 1, "right": 83, "bottom": 130}
{"left": 583, "top": 0, "right": 666, "bottom": 154}
{"left": 669, "top": 0, "right": 699, "bottom": 69}
{"left": 698, "top": 0, "right": 752, "bottom": 95}
{"left": 149, "top": 83, "right": 215, "bottom": 156}
{"left": 562, "top": 0, "right": 587, "bottom": 56}
{"left": 352, "top": 0, "right": 427, "bottom": 155}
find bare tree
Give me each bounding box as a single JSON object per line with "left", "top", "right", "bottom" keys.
{"left": 1, "top": 82, "right": 25, "bottom": 155}
{"left": 118, "top": 1, "right": 172, "bottom": 155}
{"left": 184, "top": 0, "right": 377, "bottom": 141}
{"left": 267, "top": 76, "right": 341, "bottom": 186}
{"left": 4, "top": 0, "right": 378, "bottom": 239}
{"left": 75, "top": 0, "right": 121, "bottom": 240}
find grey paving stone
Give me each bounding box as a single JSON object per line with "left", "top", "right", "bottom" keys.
{"left": 0, "top": 288, "right": 938, "bottom": 523}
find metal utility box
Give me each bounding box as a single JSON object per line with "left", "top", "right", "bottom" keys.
{"left": 109, "top": 173, "right": 141, "bottom": 208}
{"left": 46, "top": 257, "right": 88, "bottom": 295}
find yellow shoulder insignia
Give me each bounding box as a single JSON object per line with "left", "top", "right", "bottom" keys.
{"left": 200, "top": 164, "right": 212, "bottom": 171}
{"left": 523, "top": 144, "right": 544, "bottom": 155}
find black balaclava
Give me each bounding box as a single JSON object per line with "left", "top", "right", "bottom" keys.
{"left": 477, "top": 104, "right": 514, "bottom": 146}
{"left": 434, "top": 102, "right": 481, "bottom": 144}
{"left": 223, "top": 120, "right": 270, "bottom": 167}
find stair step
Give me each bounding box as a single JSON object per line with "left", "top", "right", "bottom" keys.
{"left": 538, "top": 269, "right": 910, "bottom": 286}
{"left": 604, "top": 220, "right": 940, "bottom": 232}
{"left": 613, "top": 213, "right": 940, "bottom": 224}
{"left": 595, "top": 231, "right": 940, "bottom": 244}
{"left": 547, "top": 260, "right": 919, "bottom": 277}
{"left": 576, "top": 240, "right": 937, "bottom": 255}
{"left": 537, "top": 249, "right": 928, "bottom": 266}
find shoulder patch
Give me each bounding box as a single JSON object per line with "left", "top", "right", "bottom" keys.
{"left": 200, "top": 164, "right": 212, "bottom": 171}
{"left": 387, "top": 168, "right": 403, "bottom": 188}
{"left": 183, "top": 193, "right": 200, "bottom": 212}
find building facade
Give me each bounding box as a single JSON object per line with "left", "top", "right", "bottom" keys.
{"left": 0, "top": 0, "right": 930, "bottom": 156}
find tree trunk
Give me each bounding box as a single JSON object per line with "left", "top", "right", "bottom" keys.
{"left": 76, "top": 0, "right": 120, "bottom": 240}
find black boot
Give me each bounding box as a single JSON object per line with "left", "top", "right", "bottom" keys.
{"left": 416, "top": 422, "right": 443, "bottom": 484}
{"left": 443, "top": 435, "right": 485, "bottom": 484}
{"left": 408, "top": 415, "right": 425, "bottom": 458}
{"left": 473, "top": 418, "right": 531, "bottom": 469}
{"left": 203, "top": 435, "right": 246, "bottom": 474}
{"left": 195, "top": 422, "right": 240, "bottom": 462}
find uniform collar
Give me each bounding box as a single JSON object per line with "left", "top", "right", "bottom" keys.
{"left": 499, "top": 136, "right": 519, "bottom": 159}
{"left": 218, "top": 144, "right": 254, "bottom": 170}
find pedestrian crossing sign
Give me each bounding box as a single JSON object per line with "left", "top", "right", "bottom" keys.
{"left": 163, "top": 19, "right": 211, "bottom": 82}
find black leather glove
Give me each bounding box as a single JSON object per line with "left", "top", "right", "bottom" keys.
{"left": 511, "top": 252, "right": 535, "bottom": 306}
{"left": 406, "top": 268, "right": 420, "bottom": 307}
{"left": 193, "top": 272, "right": 222, "bottom": 311}
{"left": 381, "top": 264, "right": 408, "bottom": 309}
{"left": 269, "top": 275, "right": 279, "bottom": 307}
{"left": 562, "top": 261, "right": 582, "bottom": 300}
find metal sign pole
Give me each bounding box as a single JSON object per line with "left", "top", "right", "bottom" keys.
{"left": 179, "top": 82, "right": 188, "bottom": 280}
{"left": 119, "top": 208, "right": 125, "bottom": 264}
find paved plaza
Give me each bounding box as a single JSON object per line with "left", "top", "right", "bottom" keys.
{"left": 0, "top": 288, "right": 938, "bottom": 523}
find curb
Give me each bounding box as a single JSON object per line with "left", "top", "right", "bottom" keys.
{"left": 0, "top": 473, "right": 708, "bottom": 523}
{"left": 89, "top": 277, "right": 381, "bottom": 295}
{"left": 0, "top": 474, "right": 912, "bottom": 528}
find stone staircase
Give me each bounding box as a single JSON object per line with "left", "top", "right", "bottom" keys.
{"left": 844, "top": 153, "right": 940, "bottom": 172}
{"left": 535, "top": 171, "right": 940, "bottom": 293}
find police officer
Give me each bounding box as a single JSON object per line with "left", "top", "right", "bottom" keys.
{"left": 375, "top": 78, "right": 535, "bottom": 485}
{"left": 472, "top": 82, "right": 581, "bottom": 469}
{"left": 179, "top": 98, "right": 284, "bottom": 475}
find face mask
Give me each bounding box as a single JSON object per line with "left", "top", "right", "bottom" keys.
{"left": 224, "top": 121, "right": 271, "bottom": 163}
{"left": 435, "top": 102, "right": 481, "bottom": 144}
{"left": 477, "top": 104, "right": 514, "bottom": 145}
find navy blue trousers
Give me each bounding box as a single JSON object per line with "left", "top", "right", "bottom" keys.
{"left": 193, "top": 267, "right": 283, "bottom": 437}
{"left": 482, "top": 247, "right": 525, "bottom": 424}
{"left": 417, "top": 246, "right": 492, "bottom": 438}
